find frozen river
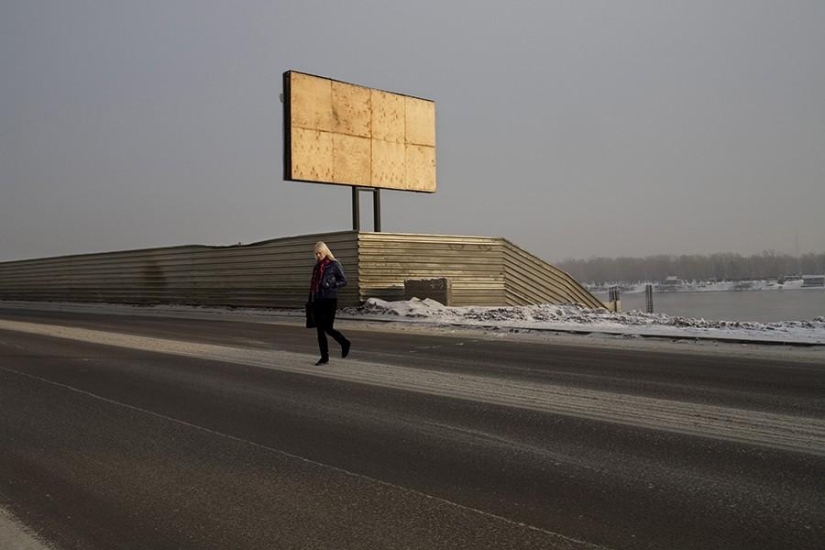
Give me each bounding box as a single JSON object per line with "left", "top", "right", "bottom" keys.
{"left": 594, "top": 288, "right": 825, "bottom": 323}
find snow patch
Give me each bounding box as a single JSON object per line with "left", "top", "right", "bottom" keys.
{"left": 343, "top": 298, "right": 825, "bottom": 345}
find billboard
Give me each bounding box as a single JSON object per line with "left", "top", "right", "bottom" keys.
{"left": 284, "top": 71, "right": 436, "bottom": 193}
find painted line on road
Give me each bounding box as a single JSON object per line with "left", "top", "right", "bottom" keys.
{"left": 0, "top": 505, "right": 56, "bottom": 550}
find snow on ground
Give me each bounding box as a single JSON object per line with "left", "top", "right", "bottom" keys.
{"left": 3, "top": 299, "right": 824, "bottom": 346}
{"left": 341, "top": 298, "right": 825, "bottom": 346}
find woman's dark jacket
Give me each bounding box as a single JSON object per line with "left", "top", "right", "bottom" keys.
{"left": 312, "top": 260, "right": 348, "bottom": 301}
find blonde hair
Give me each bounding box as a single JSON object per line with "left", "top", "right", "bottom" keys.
{"left": 314, "top": 241, "right": 335, "bottom": 261}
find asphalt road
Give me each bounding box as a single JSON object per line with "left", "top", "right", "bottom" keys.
{"left": 1, "top": 306, "right": 824, "bottom": 550}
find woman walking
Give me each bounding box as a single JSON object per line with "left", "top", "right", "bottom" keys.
{"left": 309, "top": 242, "right": 351, "bottom": 365}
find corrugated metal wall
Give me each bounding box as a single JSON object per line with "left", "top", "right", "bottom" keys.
{"left": 0, "top": 231, "right": 601, "bottom": 309}
{"left": 0, "top": 231, "right": 359, "bottom": 308}
{"left": 356, "top": 233, "right": 603, "bottom": 309}
{"left": 357, "top": 233, "right": 507, "bottom": 305}
{"left": 501, "top": 239, "right": 603, "bottom": 308}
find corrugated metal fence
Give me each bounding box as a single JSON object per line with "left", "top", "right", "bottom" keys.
{"left": 0, "top": 231, "right": 602, "bottom": 309}
{"left": 357, "top": 233, "right": 506, "bottom": 305}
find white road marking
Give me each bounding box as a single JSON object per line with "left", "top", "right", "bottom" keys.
{"left": 0, "top": 506, "right": 56, "bottom": 550}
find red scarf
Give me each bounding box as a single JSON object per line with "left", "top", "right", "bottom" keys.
{"left": 310, "top": 258, "right": 332, "bottom": 295}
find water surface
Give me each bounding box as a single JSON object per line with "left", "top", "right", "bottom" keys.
{"left": 593, "top": 289, "right": 825, "bottom": 323}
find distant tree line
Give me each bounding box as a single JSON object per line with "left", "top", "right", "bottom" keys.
{"left": 557, "top": 251, "right": 825, "bottom": 285}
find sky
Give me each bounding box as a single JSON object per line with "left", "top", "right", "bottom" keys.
{"left": 2, "top": 1, "right": 824, "bottom": 264}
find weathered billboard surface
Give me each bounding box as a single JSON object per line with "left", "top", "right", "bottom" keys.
{"left": 284, "top": 71, "right": 436, "bottom": 193}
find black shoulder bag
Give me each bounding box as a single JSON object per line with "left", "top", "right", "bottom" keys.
{"left": 305, "top": 294, "right": 316, "bottom": 329}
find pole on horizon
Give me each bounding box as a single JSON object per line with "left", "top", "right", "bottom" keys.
{"left": 645, "top": 284, "right": 654, "bottom": 313}
{"left": 608, "top": 286, "right": 620, "bottom": 312}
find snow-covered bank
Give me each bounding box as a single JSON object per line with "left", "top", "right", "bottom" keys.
{"left": 342, "top": 298, "right": 825, "bottom": 346}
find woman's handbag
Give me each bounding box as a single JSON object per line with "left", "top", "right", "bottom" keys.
{"left": 305, "top": 298, "right": 316, "bottom": 329}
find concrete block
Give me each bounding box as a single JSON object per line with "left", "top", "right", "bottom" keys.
{"left": 404, "top": 278, "right": 451, "bottom": 306}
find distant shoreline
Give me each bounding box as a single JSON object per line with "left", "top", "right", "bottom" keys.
{"left": 588, "top": 279, "right": 824, "bottom": 294}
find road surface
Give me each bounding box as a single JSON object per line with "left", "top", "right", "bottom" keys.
{"left": 1, "top": 305, "right": 823, "bottom": 549}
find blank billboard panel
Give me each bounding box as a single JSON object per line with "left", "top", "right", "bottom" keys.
{"left": 284, "top": 71, "right": 436, "bottom": 193}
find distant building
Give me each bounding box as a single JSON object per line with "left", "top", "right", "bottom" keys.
{"left": 658, "top": 276, "right": 682, "bottom": 292}
{"left": 802, "top": 275, "right": 824, "bottom": 287}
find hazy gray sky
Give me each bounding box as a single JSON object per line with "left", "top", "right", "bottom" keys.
{"left": 2, "top": 1, "right": 824, "bottom": 263}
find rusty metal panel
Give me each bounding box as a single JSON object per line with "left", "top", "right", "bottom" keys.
{"left": 370, "top": 140, "right": 406, "bottom": 190}
{"left": 289, "top": 72, "right": 334, "bottom": 132}
{"left": 290, "top": 127, "right": 334, "bottom": 183}
{"left": 404, "top": 144, "right": 436, "bottom": 192}
{"left": 284, "top": 71, "right": 436, "bottom": 193}
{"left": 333, "top": 134, "right": 371, "bottom": 186}
{"left": 405, "top": 96, "right": 436, "bottom": 147}
{"left": 372, "top": 90, "right": 405, "bottom": 142}
{"left": 332, "top": 80, "right": 371, "bottom": 138}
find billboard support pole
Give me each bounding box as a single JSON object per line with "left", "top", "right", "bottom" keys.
{"left": 352, "top": 187, "right": 361, "bottom": 231}
{"left": 351, "top": 187, "right": 382, "bottom": 232}
{"left": 373, "top": 189, "right": 381, "bottom": 232}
